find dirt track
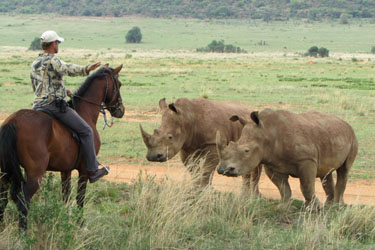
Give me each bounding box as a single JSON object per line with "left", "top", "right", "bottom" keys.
{"left": 104, "top": 163, "right": 375, "bottom": 205}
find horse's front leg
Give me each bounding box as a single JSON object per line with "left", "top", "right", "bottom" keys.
{"left": 61, "top": 171, "right": 72, "bottom": 203}
{"left": 76, "top": 171, "right": 88, "bottom": 226}
{"left": 76, "top": 171, "right": 88, "bottom": 209}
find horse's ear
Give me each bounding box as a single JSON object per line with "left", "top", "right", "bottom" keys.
{"left": 103, "top": 63, "right": 109, "bottom": 68}
{"left": 113, "top": 64, "right": 123, "bottom": 75}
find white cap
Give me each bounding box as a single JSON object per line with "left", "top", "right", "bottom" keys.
{"left": 40, "top": 30, "right": 64, "bottom": 43}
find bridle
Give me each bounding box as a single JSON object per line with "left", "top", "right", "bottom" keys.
{"left": 71, "top": 68, "right": 123, "bottom": 129}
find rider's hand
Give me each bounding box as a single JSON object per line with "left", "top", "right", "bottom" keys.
{"left": 66, "top": 89, "right": 73, "bottom": 98}
{"left": 86, "top": 62, "right": 101, "bottom": 74}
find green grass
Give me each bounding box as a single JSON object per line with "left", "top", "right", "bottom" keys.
{"left": 1, "top": 14, "right": 375, "bottom": 53}
{"left": 1, "top": 48, "right": 375, "bottom": 178}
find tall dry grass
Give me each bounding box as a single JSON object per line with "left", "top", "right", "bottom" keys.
{"left": 0, "top": 171, "right": 375, "bottom": 249}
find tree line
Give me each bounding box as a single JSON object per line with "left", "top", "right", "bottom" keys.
{"left": 1, "top": 0, "right": 375, "bottom": 20}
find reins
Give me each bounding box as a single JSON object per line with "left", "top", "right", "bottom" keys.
{"left": 71, "top": 70, "right": 122, "bottom": 130}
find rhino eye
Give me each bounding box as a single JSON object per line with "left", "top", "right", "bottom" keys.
{"left": 168, "top": 134, "right": 173, "bottom": 140}
{"left": 244, "top": 148, "right": 250, "bottom": 153}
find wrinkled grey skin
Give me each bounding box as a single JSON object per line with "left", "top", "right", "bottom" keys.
{"left": 217, "top": 109, "right": 358, "bottom": 207}
{"left": 140, "top": 97, "right": 262, "bottom": 193}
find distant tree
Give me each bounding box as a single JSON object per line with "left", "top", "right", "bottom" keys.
{"left": 29, "top": 37, "right": 42, "bottom": 50}
{"left": 306, "top": 46, "right": 329, "bottom": 57}
{"left": 208, "top": 40, "right": 225, "bottom": 52}
{"left": 371, "top": 46, "right": 375, "bottom": 54}
{"left": 318, "top": 47, "right": 329, "bottom": 57}
{"left": 340, "top": 13, "right": 350, "bottom": 24}
{"left": 197, "top": 40, "right": 246, "bottom": 53}
{"left": 82, "top": 9, "right": 91, "bottom": 16}
{"left": 307, "top": 46, "right": 319, "bottom": 57}
{"left": 126, "top": 26, "right": 142, "bottom": 43}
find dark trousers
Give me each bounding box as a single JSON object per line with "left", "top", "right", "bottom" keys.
{"left": 35, "top": 103, "right": 98, "bottom": 172}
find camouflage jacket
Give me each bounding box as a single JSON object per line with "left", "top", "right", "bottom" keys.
{"left": 30, "top": 53, "right": 88, "bottom": 108}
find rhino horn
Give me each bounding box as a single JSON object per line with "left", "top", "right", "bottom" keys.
{"left": 139, "top": 124, "right": 151, "bottom": 146}
{"left": 216, "top": 130, "right": 224, "bottom": 159}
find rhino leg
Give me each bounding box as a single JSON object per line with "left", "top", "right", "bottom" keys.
{"left": 264, "top": 167, "right": 291, "bottom": 204}
{"left": 298, "top": 163, "right": 320, "bottom": 207}
{"left": 199, "top": 146, "right": 219, "bottom": 187}
{"left": 241, "top": 164, "right": 262, "bottom": 197}
{"left": 334, "top": 163, "right": 350, "bottom": 204}
{"left": 320, "top": 173, "right": 334, "bottom": 204}
{"left": 183, "top": 146, "right": 218, "bottom": 188}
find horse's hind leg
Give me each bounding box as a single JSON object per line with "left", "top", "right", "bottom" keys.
{"left": 17, "top": 174, "right": 43, "bottom": 229}
{"left": 61, "top": 171, "right": 72, "bottom": 203}
{"left": 0, "top": 182, "right": 9, "bottom": 223}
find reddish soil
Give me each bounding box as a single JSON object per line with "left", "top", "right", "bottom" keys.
{"left": 103, "top": 163, "right": 375, "bottom": 206}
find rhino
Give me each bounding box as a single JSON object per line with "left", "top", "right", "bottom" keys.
{"left": 140, "top": 97, "right": 262, "bottom": 194}
{"left": 216, "top": 109, "right": 358, "bottom": 207}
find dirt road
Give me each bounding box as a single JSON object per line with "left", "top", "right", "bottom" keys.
{"left": 104, "top": 163, "right": 375, "bottom": 205}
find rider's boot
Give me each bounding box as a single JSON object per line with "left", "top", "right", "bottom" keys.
{"left": 88, "top": 166, "right": 110, "bottom": 183}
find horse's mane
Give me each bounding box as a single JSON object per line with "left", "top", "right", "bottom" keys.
{"left": 74, "top": 66, "right": 113, "bottom": 97}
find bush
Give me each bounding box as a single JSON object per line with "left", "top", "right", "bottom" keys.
{"left": 29, "top": 37, "right": 42, "bottom": 50}
{"left": 307, "top": 46, "right": 319, "bottom": 57}
{"left": 197, "top": 40, "right": 247, "bottom": 53}
{"left": 305, "top": 46, "right": 329, "bottom": 57}
{"left": 126, "top": 26, "right": 142, "bottom": 43}
{"left": 318, "top": 47, "right": 329, "bottom": 57}
{"left": 371, "top": 46, "right": 375, "bottom": 54}
{"left": 340, "top": 13, "right": 350, "bottom": 24}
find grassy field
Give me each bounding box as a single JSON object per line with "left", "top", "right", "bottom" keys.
{"left": 1, "top": 14, "right": 375, "bottom": 53}
{"left": 1, "top": 14, "right": 375, "bottom": 249}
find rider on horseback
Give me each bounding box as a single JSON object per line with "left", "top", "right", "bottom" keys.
{"left": 30, "top": 30, "right": 109, "bottom": 183}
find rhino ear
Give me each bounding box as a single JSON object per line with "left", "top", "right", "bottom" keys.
{"left": 230, "top": 115, "right": 249, "bottom": 126}
{"left": 159, "top": 98, "right": 167, "bottom": 110}
{"left": 250, "top": 111, "right": 260, "bottom": 126}
{"left": 168, "top": 103, "right": 179, "bottom": 114}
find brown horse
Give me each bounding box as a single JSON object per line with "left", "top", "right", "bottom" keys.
{"left": 0, "top": 65, "right": 125, "bottom": 229}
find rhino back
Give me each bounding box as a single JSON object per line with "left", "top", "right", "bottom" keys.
{"left": 260, "top": 109, "right": 357, "bottom": 176}
{"left": 177, "top": 98, "right": 251, "bottom": 148}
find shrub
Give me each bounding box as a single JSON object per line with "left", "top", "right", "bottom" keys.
{"left": 340, "top": 13, "right": 350, "bottom": 24}
{"left": 305, "top": 46, "right": 329, "bottom": 57}
{"left": 29, "top": 37, "right": 42, "bottom": 50}
{"left": 318, "top": 47, "right": 329, "bottom": 57}
{"left": 126, "top": 26, "right": 142, "bottom": 43}
{"left": 197, "top": 40, "right": 247, "bottom": 53}
{"left": 371, "top": 46, "right": 375, "bottom": 54}
{"left": 307, "top": 46, "right": 319, "bottom": 57}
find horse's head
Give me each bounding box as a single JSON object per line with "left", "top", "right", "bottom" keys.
{"left": 104, "top": 65, "right": 125, "bottom": 118}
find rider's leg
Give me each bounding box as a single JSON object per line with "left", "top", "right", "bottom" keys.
{"left": 38, "top": 104, "right": 109, "bottom": 183}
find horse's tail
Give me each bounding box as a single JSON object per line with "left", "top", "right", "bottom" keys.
{"left": 0, "top": 123, "right": 25, "bottom": 201}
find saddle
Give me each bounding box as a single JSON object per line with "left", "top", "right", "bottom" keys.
{"left": 36, "top": 108, "right": 82, "bottom": 169}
